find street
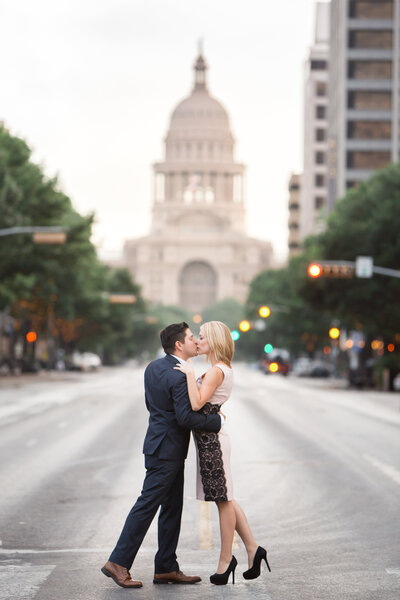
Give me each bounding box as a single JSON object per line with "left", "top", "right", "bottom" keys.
{"left": 0, "top": 362, "right": 399, "bottom": 600}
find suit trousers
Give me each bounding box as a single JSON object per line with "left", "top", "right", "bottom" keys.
{"left": 109, "top": 454, "right": 185, "bottom": 573}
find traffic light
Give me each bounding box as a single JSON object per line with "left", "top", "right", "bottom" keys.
{"left": 329, "top": 327, "right": 340, "bottom": 340}
{"left": 26, "top": 331, "right": 37, "bottom": 343}
{"left": 264, "top": 343, "right": 273, "bottom": 354}
{"left": 239, "top": 320, "right": 251, "bottom": 332}
{"left": 231, "top": 330, "right": 240, "bottom": 341}
{"left": 258, "top": 306, "right": 271, "bottom": 318}
{"left": 308, "top": 263, "right": 322, "bottom": 278}
{"left": 308, "top": 262, "right": 355, "bottom": 279}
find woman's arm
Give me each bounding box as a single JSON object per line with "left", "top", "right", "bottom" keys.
{"left": 173, "top": 363, "right": 223, "bottom": 410}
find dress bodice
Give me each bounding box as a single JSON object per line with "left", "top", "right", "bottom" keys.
{"left": 196, "top": 363, "right": 233, "bottom": 407}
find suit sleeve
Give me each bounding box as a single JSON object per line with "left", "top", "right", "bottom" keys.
{"left": 172, "top": 376, "right": 221, "bottom": 432}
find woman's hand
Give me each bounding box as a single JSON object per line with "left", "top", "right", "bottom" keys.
{"left": 173, "top": 361, "right": 195, "bottom": 376}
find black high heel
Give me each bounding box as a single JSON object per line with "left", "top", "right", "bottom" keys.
{"left": 210, "top": 556, "right": 238, "bottom": 585}
{"left": 242, "top": 546, "right": 271, "bottom": 579}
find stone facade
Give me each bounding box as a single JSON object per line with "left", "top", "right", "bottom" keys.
{"left": 123, "top": 52, "right": 272, "bottom": 312}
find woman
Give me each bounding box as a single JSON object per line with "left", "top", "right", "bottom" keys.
{"left": 174, "top": 320, "right": 271, "bottom": 585}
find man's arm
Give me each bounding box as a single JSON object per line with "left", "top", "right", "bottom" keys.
{"left": 172, "top": 376, "right": 221, "bottom": 432}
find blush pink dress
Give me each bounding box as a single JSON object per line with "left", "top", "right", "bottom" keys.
{"left": 193, "top": 363, "right": 234, "bottom": 502}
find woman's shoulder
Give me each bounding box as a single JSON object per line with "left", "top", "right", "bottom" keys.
{"left": 203, "top": 365, "right": 225, "bottom": 383}
{"left": 214, "top": 362, "right": 232, "bottom": 375}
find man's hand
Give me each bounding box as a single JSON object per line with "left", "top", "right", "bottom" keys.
{"left": 173, "top": 361, "right": 195, "bottom": 376}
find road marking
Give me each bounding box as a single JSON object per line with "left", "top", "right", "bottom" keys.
{"left": 0, "top": 563, "right": 55, "bottom": 600}
{"left": 363, "top": 454, "right": 400, "bottom": 486}
{"left": 199, "top": 501, "right": 213, "bottom": 549}
{"left": 0, "top": 547, "right": 110, "bottom": 555}
{"left": 25, "top": 439, "right": 37, "bottom": 448}
{"left": 386, "top": 568, "right": 400, "bottom": 577}
{"left": 233, "top": 531, "right": 240, "bottom": 550}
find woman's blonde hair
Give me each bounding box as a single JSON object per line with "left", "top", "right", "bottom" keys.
{"left": 201, "top": 321, "right": 234, "bottom": 366}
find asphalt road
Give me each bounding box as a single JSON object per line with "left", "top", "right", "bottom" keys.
{"left": 0, "top": 362, "right": 399, "bottom": 600}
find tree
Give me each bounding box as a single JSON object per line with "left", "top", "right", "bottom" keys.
{"left": 245, "top": 254, "right": 332, "bottom": 358}
{"left": 201, "top": 298, "right": 244, "bottom": 331}
{"left": 0, "top": 125, "right": 153, "bottom": 367}
{"left": 301, "top": 162, "right": 400, "bottom": 340}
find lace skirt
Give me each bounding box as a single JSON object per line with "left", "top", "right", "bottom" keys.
{"left": 193, "top": 402, "right": 233, "bottom": 502}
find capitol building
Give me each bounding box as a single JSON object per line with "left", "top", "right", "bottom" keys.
{"left": 123, "top": 51, "right": 273, "bottom": 312}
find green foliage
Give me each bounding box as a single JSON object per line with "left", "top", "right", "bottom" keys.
{"left": 301, "top": 162, "right": 400, "bottom": 339}
{"left": 245, "top": 254, "right": 331, "bottom": 358}
{"left": 246, "top": 161, "right": 400, "bottom": 360}
{"left": 0, "top": 125, "right": 154, "bottom": 364}
{"left": 201, "top": 298, "right": 244, "bottom": 332}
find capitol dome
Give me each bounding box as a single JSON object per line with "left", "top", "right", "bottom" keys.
{"left": 165, "top": 53, "right": 234, "bottom": 161}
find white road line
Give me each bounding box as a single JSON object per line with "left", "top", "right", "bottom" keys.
{"left": 363, "top": 453, "right": 400, "bottom": 486}
{"left": 386, "top": 568, "right": 400, "bottom": 577}
{"left": 0, "top": 547, "right": 109, "bottom": 555}
{"left": 198, "top": 501, "right": 213, "bottom": 550}
{"left": 233, "top": 531, "right": 240, "bottom": 550}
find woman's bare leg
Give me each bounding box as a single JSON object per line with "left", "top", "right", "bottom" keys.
{"left": 215, "top": 500, "right": 236, "bottom": 573}
{"left": 232, "top": 499, "right": 258, "bottom": 567}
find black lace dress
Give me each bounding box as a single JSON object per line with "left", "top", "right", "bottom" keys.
{"left": 193, "top": 364, "right": 233, "bottom": 502}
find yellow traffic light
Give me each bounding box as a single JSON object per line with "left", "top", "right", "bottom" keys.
{"left": 239, "top": 320, "right": 251, "bottom": 332}
{"left": 269, "top": 362, "right": 279, "bottom": 373}
{"left": 258, "top": 306, "right": 271, "bottom": 318}
{"left": 329, "top": 327, "right": 340, "bottom": 340}
{"left": 308, "top": 263, "right": 322, "bottom": 278}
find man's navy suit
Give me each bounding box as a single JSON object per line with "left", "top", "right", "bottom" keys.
{"left": 108, "top": 354, "right": 221, "bottom": 573}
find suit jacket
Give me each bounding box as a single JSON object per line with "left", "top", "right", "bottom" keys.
{"left": 142, "top": 354, "right": 221, "bottom": 461}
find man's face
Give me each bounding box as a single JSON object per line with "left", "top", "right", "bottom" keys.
{"left": 178, "top": 328, "right": 198, "bottom": 359}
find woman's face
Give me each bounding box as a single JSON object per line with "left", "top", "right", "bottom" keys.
{"left": 196, "top": 329, "right": 210, "bottom": 356}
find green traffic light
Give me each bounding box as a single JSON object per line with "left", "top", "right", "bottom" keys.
{"left": 231, "top": 330, "right": 240, "bottom": 341}
{"left": 264, "top": 343, "right": 273, "bottom": 353}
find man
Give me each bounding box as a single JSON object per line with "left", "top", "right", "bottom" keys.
{"left": 101, "top": 322, "right": 222, "bottom": 588}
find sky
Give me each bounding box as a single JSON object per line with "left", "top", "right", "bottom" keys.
{"left": 0, "top": 0, "right": 326, "bottom": 263}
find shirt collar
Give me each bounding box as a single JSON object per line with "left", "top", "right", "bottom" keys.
{"left": 170, "top": 354, "right": 187, "bottom": 364}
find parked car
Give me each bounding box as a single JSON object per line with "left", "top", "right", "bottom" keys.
{"left": 263, "top": 349, "right": 291, "bottom": 376}
{"left": 66, "top": 352, "right": 102, "bottom": 372}
{"left": 309, "top": 363, "right": 331, "bottom": 378}
{"left": 293, "top": 358, "right": 332, "bottom": 378}
{"left": 393, "top": 372, "right": 400, "bottom": 391}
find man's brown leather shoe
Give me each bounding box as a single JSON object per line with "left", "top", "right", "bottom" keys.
{"left": 101, "top": 561, "right": 143, "bottom": 588}
{"left": 153, "top": 570, "right": 201, "bottom": 584}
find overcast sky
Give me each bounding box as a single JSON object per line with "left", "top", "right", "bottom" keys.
{"left": 1, "top": 0, "right": 326, "bottom": 262}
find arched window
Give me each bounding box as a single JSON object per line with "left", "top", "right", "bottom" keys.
{"left": 179, "top": 261, "right": 217, "bottom": 311}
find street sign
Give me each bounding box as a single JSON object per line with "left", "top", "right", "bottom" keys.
{"left": 355, "top": 256, "right": 373, "bottom": 278}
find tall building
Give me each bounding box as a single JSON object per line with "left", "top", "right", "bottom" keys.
{"left": 328, "top": 0, "right": 400, "bottom": 209}
{"left": 288, "top": 173, "right": 302, "bottom": 256}
{"left": 300, "top": 2, "right": 330, "bottom": 240}
{"left": 124, "top": 52, "right": 273, "bottom": 312}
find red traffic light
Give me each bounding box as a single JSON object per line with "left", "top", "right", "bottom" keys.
{"left": 26, "top": 331, "right": 37, "bottom": 343}
{"left": 308, "top": 263, "right": 322, "bottom": 278}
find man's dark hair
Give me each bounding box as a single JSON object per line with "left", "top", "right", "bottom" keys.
{"left": 160, "top": 322, "right": 189, "bottom": 354}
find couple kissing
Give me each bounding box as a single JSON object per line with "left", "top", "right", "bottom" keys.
{"left": 101, "top": 320, "right": 270, "bottom": 588}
